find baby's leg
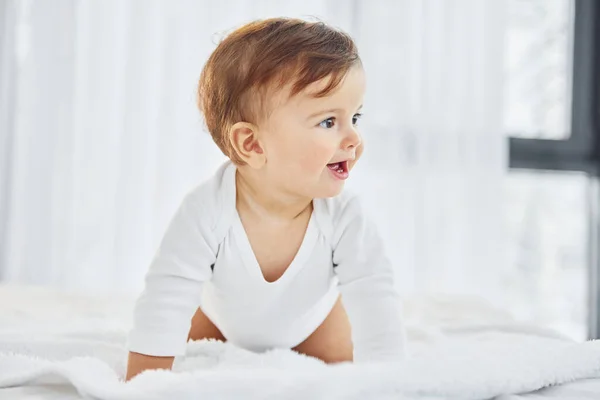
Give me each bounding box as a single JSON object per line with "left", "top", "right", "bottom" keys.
{"left": 293, "top": 296, "right": 353, "bottom": 363}
{"left": 188, "top": 307, "right": 226, "bottom": 342}
{"left": 188, "top": 299, "right": 353, "bottom": 363}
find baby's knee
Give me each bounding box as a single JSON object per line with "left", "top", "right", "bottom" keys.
{"left": 188, "top": 307, "right": 225, "bottom": 342}
{"left": 322, "top": 347, "right": 353, "bottom": 364}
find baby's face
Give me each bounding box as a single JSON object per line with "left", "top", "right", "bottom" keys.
{"left": 259, "top": 66, "right": 365, "bottom": 199}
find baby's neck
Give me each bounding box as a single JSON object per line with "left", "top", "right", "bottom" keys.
{"left": 235, "top": 168, "right": 312, "bottom": 223}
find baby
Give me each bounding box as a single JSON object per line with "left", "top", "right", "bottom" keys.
{"left": 126, "top": 17, "right": 405, "bottom": 381}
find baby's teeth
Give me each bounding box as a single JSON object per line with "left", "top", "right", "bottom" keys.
{"left": 338, "top": 168, "right": 343, "bottom": 173}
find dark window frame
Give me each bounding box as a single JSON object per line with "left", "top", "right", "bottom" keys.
{"left": 508, "top": 0, "right": 600, "bottom": 339}
{"left": 509, "top": 0, "right": 599, "bottom": 174}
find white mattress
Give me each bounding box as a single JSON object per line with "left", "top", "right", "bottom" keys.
{"left": 1, "top": 284, "right": 600, "bottom": 400}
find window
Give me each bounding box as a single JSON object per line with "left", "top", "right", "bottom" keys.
{"left": 506, "top": 170, "right": 589, "bottom": 340}
{"left": 507, "top": 0, "right": 599, "bottom": 339}
{"left": 505, "top": 0, "right": 575, "bottom": 140}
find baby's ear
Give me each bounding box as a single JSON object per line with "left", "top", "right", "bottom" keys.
{"left": 229, "top": 122, "right": 266, "bottom": 169}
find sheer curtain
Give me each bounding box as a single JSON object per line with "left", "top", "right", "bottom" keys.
{"left": 0, "top": 0, "right": 507, "bottom": 303}
{"left": 349, "top": 0, "right": 507, "bottom": 302}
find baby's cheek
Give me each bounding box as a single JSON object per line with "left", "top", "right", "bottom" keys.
{"left": 297, "top": 145, "right": 332, "bottom": 172}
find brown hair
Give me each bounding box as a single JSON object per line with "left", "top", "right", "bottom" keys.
{"left": 198, "top": 17, "right": 361, "bottom": 163}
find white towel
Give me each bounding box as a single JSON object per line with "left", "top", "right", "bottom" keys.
{"left": 1, "top": 329, "right": 600, "bottom": 400}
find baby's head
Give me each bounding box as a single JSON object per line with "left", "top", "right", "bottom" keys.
{"left": 198, "top": 18, "right": 364, "bottom": 199}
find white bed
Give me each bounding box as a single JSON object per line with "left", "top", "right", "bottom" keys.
{"left": 1, "top": 284, "right": 600, "bottom": 400}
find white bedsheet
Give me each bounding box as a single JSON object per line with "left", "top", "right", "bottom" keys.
{"left": 1, "top": 284, "right": 600, "bottom": 400}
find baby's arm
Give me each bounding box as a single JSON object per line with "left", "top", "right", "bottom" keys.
{"left": 126, "top": 192, "right": 217, "bottom": 380}
{"left": 333, "top": 196, "right": 405, "bottom": 363}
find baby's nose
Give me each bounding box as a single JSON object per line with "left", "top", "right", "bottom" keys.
{"left": 344, "top": 129, "right": 361, "bottom": 149}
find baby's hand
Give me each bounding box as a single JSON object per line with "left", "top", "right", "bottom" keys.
{"left": 125, "top": 351, "right": 174, "bottom": 381}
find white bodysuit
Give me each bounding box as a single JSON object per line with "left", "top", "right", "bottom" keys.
{"left": 127, "top": 161, "right": 405, "bottom": 362}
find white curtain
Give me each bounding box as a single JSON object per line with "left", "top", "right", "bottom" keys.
{"left": 349, "top": 0, "right": 507, "bottom": 304}
{"left": 0, "top": 0, "right": 507, "bottom": 304}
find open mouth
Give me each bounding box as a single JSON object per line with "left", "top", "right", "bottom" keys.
{"left": 327, "top": 160, "right": 349, "bottom": 180}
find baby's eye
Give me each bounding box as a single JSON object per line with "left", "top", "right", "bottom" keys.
{"left": 352, "top": 113, "right": 363, "bottom": 126}
{"left": 319, "top": 117, "right": 336, "bottom": 129}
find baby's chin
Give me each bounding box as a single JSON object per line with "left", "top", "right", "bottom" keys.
{"left": 319, "top": 187, "right": 344, "bottom": 198}
{"left": 312, "top": 180, "right": 346, "bottom": 199}
{"left": 289, "top": 171, "right": 347, "bottom": 199}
